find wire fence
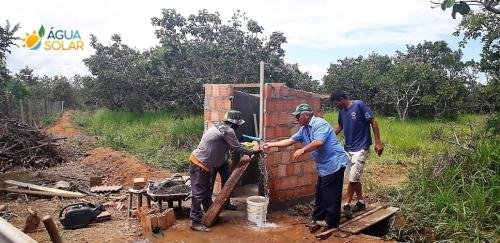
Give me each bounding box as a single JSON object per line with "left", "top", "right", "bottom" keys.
{"left": 1, "top": 97, "right": 64, "bottom": 128}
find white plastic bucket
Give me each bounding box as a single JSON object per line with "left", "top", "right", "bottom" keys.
{"left": 247, "top": 196, "right": 269, "bottom": 226}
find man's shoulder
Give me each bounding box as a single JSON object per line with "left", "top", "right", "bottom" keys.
{"left": 311, "top": 116, "right": 331, "bottom": 129}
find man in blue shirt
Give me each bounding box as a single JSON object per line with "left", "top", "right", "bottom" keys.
{"left": 330, "top": 91, "right": 384, "bottom": 218}
{"left": 262, "top": 103, "right": 348, "bottom": 228}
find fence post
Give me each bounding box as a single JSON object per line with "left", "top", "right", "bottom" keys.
{"left": 20, "top": 99, "right": 25, "bottom": 123}
{"left": 27, "top": 99, "right": 33, "bottom": 126}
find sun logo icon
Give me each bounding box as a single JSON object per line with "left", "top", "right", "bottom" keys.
{"left": 22, "top": 25, "right": 45, "bottom": 50}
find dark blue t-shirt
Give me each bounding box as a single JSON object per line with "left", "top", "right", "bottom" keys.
{"left": 338, "top": 100, "right": 373, "bottom": 152}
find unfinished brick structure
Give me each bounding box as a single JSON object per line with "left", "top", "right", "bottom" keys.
{"left": 204, "top": 83, "right": 324, "bottom": 205}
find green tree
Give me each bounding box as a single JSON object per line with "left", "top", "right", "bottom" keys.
{"left": 0, "top": 20, "right": 20, "bottom": 111}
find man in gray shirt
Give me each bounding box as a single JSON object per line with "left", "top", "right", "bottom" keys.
{"left": 189, "top": 110, "right": 261, "bottom": 232}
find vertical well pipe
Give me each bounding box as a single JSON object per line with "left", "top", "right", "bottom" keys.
{"left": 259, "top": 61, "right": 264, "bottom": 140}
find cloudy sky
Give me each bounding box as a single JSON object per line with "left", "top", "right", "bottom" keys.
{"left": 1, "top": 0, "right": 481, "bottom": 80}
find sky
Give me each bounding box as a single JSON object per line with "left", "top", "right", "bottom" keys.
{"left": 1, "top": 0, "right": 482, "bottom": 81}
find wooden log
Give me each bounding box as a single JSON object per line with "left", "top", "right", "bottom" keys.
{"left": 202, "top": 152, "right": 259, "bottom": 227}
{"left": 0, "top": 216, "right": 37, "bottom": 243}
{"left": 23, "top": 208, "right": 40, "bottom": 233}
{"left": 42, "top": 215, "right": 62, "bottom": 243}
{"left": 4, "top": 180, "right": 84, "bottom": 198}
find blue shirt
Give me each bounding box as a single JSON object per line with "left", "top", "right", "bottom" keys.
{"left": 338, "top": 100, "right": 373, "bottom": 152}
{"left": 291, "top": 116, "right": 347, "bottom": 177}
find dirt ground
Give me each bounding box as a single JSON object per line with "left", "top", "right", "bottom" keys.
{"left": 0, "top": 111, "right": 404, "bottom": 242}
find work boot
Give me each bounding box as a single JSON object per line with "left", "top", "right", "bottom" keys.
{"left": 190, "top": 222, "right": 211, "bottom": 232}
{"left": 224, "top": 203, "right": 238, "bottom": 211}
{"left": 343, "top": 204, "right": 353, "bottom": 219}
{"left": 352, "top": 201, "right": 366, "bottom": 213}
{"left": 306, "top": 220, "right": 321, "bottom": 233}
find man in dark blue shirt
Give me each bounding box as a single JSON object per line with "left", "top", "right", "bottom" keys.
{"left": 330, "top": 91, "right": 383, "bottom": 218}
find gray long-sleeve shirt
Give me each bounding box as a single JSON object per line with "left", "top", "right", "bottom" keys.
{"left": 191, "top": 124, "right": 254, "bottom": 168}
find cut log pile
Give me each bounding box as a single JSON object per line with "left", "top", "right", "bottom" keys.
{"left": 0, "top": 118, "right": 65, "bottom": 171}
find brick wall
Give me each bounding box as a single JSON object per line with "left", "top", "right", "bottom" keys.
{"left": 203, "top": 84, "right": 233, "bottom": 130}
{"left": 263, "top": 83, "right": 323, "bottom": 203}
{"left": 204, "top": 83, "right": 324, "bottom": 203}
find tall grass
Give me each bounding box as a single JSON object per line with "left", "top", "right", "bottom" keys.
{"left": 73, "top": 109, "right": 203, "bottom": 172}
{"left": 387, "top": 114, "right": 499, "bottom": 242}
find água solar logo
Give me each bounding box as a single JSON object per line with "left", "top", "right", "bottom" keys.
{"left": 22, "top": 25, "right": 84, "bottom": 51}
{"left": 22, "top": 25, "right": 45, "bottom": 50}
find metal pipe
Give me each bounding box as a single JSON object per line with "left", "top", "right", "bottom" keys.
{"left": 259, "top": 61, "right": 264, "bottom": 140}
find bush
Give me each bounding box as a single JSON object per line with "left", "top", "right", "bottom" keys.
{"left": 389, "top": 115, "right": 499, "bottom": 242}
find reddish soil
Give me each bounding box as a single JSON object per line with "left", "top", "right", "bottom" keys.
{"left": 1, "top": 110, "right": 400, "bottom": 242}
{"left": 45, "top": 110, "right": 81, "bottom": 137}
{"left": 82, "top": 147, "right": 172, "bottom": 186}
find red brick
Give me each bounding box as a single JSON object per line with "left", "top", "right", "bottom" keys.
{"left": 289, "top": 176, "right": 298, "bottom": 188}
{"left": 264, "top": 113, "right": 279, "bottom": 126}
{"left": 204, "top": 110, "right": 210, "bottom": 121}
{"left": 265, "top": 126, "right": 275, "bottom": 139}
{"left": 278, "top": 86, "right": 289, "bottom": 97}
{"left": 286, "top": 164, "right": 294, "bottom": 176}
{"left": 219, "top": 85, "right": 233, "bottom": 96}
{"left": 277, "top": 165, "right": 286, "bottom": 177}
{"left": 281, "top": 152, "right": 290, "bottom": 164}
{"left": 266, "top": 100, "right": 278, "bottom": 112}
{"left": 294, "top": 163, "right": 303, "bottom": 175}
{"left": 204, "top": 84, "right": 212, "bottom": 97}
{"left": 265, "top": 84, "right": 276, "bottom": 98}
{"left": 207, "top": 97, "right": 215, "bottom": 110}
{"left": 266, "top": 152, "right": 281, "bottom": 166}
{"left": 212, "top": 86, "right": 220, "bottom": 96}
{"left": 210, "top": 111, "right": 218, "bottom": 121}
{"left": 221, "top": 99, "right": 231, "bottom": 109}
{"left": 268, "top": 166, "right": 278, "bottom": 178}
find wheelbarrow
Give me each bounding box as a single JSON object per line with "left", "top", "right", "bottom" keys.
{"left": 145, "top": 174, "right": 191, "bottom": 211}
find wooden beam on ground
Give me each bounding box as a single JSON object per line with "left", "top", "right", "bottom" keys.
{"left": 315, "top": 204, "right": 386, "bottom": 240}
{"left": 4, "top": 180, "right": 84, "bottom": 198}
{"left": 202, "top": 151, "right": 259, "bottom": 227}
{"left": 0, "top": 216, "right": 37, "bottom": 243}
{"left": 1, "top": 187, "right": 84, "bottom": 198}
{"left": 342, "top": 206, "right": 399, "bottom": 234}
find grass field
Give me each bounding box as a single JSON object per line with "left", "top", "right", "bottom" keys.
{"left": 73, "top": 109, "right": 496, "bottom": 241}
{"left": 73, "top": 109, "right": 203, "bottom": 172}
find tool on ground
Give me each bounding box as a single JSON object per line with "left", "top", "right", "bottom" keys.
{"left": 59, "top": 203, "right": 105, "bottom": 229}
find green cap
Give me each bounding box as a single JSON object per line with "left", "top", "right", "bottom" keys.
{"left": 291, "top": 103, "right": 313, "bottom": 116}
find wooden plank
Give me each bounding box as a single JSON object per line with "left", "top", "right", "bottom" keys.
{"left": 315, "top": 205, "right": 386, "bottom": 240}
{"left": 202, "top": 154, "right": 258, "bottom": 227}
{"left": 342, "top": 206, "right": 399, "bottom": 234}
{"left": 4, "top": 180, "right": 84, "bottom": 198}
{"left": 0, "top": 216, "right": 38, "bottom": 243}
{"left": 1, "top": 188, "right": 83, "bottom": 198}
